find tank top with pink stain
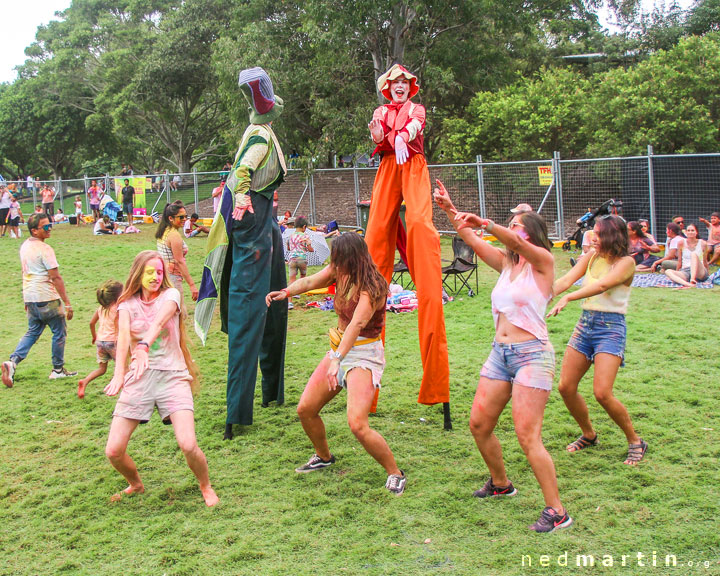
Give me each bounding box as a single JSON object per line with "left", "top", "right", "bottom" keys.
{"left": 490, "top": 264, "right": 551, "bottom": 342}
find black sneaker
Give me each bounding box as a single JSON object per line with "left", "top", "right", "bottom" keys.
{"left": 295, "top": 453, "right": 336, "bottom": 473}
{"left": 385, "top": 471, "right": 407, "bottom": 495}
{"left": 473, "top": 477, "right": 517, "bottom": 498}
{"left": 529, "top": 506, "right": 573, "bottom": 533}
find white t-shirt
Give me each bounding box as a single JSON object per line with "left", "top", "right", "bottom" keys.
{"left": 183, "top": 220, "right": 192, "bottom": 237}
{"left": 117, "top": 288, "right": 185, "bottom": 371}
{"left": 667, "top": 235, "right": 682, "bottom": 255}
{"left": 0, "top": 190, "right": 11, "bottom": 209}
{"left": 20, "top": 238, "right": 60, "bottom": 302}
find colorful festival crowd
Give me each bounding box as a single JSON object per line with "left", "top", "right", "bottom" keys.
{"left": 1, "top": 65, "right": 717, "bottom": 534}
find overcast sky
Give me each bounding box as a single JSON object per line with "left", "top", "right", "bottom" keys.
{"left": 0, "top": 0, "right": 695, "bottom": 84}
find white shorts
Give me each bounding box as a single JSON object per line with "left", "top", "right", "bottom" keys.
{"left": 334, "top": 339, "right": 385, "bottom": 389}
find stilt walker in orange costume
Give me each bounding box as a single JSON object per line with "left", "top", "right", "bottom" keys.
{"left": 366, "top": 64, "right": 451, "bottom": 425}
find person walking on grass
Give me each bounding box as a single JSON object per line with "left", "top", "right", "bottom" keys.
{"left": 286, "top": 216, "right": 314, "bottom": 309}
{"left": 266, "top": 233, "right": 407, "bottom": 495}
{"left": 78, "top": 281, "right": 122, "bottom": 399}
{"left": 2, "top": 214, "right": 76, "bottom": 388}
{"left": 433, "top": 180, "right": 572, "bottom": 533}
{"left": 103, "top": 251, "right": 218, "bottom": 506}
{"left": 549, "top": 215, "right": 647, "bottom": 466}
{"left": 156, "top": 201, "right": 199, "bottom": 301}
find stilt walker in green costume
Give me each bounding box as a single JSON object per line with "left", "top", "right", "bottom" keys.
{"left": 195, "top": 67, "right": 288, "bottom": 439}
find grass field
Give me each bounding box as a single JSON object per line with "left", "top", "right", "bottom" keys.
{"left": 0, "top": 224, "right": 718, "bottom": 575}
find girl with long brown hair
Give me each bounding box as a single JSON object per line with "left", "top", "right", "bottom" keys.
{"left": 104, "top": 250, "right": 217, "bottom": 506}
{"left": 550, "top": 215, "right": 647, "bottom": 465}
{"left": 434, "top": 180, "right": 572, "bottom": 534}
{"left": 266, "top": 233, "right": 407, "bottom": 494}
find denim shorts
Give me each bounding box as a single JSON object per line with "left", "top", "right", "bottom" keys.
{"left": 568, "top": 310, "right": 626, "bottom": 366}
{"left": 331, "top": 339, "right": 385, "bottom": 389}
{"left": 480, "top": 339, "right": 555, "bottom": 391}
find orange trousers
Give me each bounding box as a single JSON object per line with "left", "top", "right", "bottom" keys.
{"left": 365, "top": 154, "right": 450, "bottom": 404}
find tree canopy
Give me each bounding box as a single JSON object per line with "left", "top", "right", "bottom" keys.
{"left": 0, "top": 0, "right": 718, "bottom": 178}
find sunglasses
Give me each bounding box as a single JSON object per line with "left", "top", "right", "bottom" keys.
{"left": 42, "top": 224, "right": 53, "bottom": 231}
{"left": 175, "top": 214, "right": 188, "bottom": 221}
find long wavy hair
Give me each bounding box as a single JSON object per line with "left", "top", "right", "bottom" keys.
{"left": 117, "top": 250, "right": 199, "bottom": 391}
{"left": 155, "top": 200, "right": 185, "bottom": 240}
{"left": 595, "top": 215, "right": 629, "bottom": 261}
{"left": 330, "top": 233, "right": 387, "bottom": 307}
{"left": 627, "top": 221, "right": 647, "bottom": 239}
{"left": 504, "top": 211, "right": 553, "bottom": 268}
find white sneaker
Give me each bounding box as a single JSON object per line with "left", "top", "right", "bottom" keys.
{"left": 2, "top": 361, "right": 16, "bottom": 388}
{"left": 385, "top": 471, "right": 407, "bottom": 495}
{"left": 49, "top": 367, "right": 78, "bottom": 380}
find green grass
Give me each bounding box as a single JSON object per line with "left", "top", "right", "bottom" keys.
{"left": 0, "top": 225, "right": 718, "bottom": 575}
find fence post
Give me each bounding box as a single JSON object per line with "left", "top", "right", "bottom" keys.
{"left": 476, "top": 154, "right": 487, "bottom": 219}
{"left": 309, "top": 170, "right": 316, "bottom": 226}
{"left": 553, "top": 151, "right": 565, "bottom": 239}
{"left": 83, "top": 174, "right": 89, "bottom": 213}
{"left": 57, "top": 178, "right": 62, "bottom": 212}
{"left": 647, "top": 145, "right": 657, "bottom": 239}
{"left": 353, "top": 165, "right": 361, "bottom": 227}
{"left": 193, "top": 168, "right": 199, "bottom": 210}
{"left": 105, "top": 174, "right": 110, "bottom": 200}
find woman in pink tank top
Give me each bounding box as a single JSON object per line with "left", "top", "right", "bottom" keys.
{"left": 434, "top": 180, "right": 572, "bottom": 534}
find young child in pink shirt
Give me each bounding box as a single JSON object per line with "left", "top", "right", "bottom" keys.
{"left": 78, "top": 281, "right": 122, "bottom": 398}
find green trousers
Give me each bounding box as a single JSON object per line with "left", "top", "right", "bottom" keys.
{"left": 221, "top": 191, "right": 287, "bottom": 425}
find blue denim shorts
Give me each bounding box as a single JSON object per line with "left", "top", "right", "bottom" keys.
{"left": 567, "top": 310, "right": 626, "bottom": 366}
{"left": 480, "top": 339, "right": 555, "bottom": 391}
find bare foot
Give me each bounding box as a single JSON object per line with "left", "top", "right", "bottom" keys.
{"left": 110, "top": 484, "right": 144, "bottom": 502}
{"left": 77, "top": 380, "right": 87, "bottom": 399}
{"left": 201, "top": 486, "right": 219, "bottom": 507}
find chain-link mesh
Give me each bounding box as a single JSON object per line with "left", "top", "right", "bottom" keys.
{"left": 4, "top": 153, "right": 719, "bottom": 242}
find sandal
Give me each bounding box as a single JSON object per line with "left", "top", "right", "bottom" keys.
{"left": 566, "top": 433, "right": 599, "bottom": 453}
{"left": 624, "top": 439, "right": 648, "bottom": 465}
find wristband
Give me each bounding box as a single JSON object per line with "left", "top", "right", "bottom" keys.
{"left": 281, "top": 288, "right": 290, "bottom": 299}
{"left": 484, "top": 220, "right": 495, "bottom": 233}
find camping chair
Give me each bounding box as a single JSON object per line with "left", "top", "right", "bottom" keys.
{"left": 391, "top": 259, "right": 415, "bottom": 289}
{"left": 442, "top": 236, "right": 478, "bottom": 296}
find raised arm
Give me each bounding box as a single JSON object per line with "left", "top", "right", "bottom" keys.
{"left": 553, "top": 250, "right": 593, "bottom": 296}
{"left": 432, "top": 179, "right": 505, "bottom": 273}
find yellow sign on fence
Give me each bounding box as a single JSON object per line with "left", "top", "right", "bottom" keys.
{"left": 538, "top": 165, "right": 553, "bottom": 186}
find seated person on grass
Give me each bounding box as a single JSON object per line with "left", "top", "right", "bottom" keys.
{"left": 699, "top": 212, "right": 720, "bottom": 267}
{"left": 650, "top": 222, "right": 682, "bottom": 272}
{"left": 94, "top": 215, "right": 119, "bottom": 235}
{"left": 183, "top": 213, "right": 210, "bottom": 238}
{"left": 664, "top": 222, "right": 709, "bottom": 288}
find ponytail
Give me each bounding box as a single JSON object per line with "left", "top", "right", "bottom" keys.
{"left": 155, "top": 200, "right": 184, "bottom": 239}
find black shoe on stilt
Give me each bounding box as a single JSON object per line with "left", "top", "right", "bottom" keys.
{"left": 223, "top": 423, "right": 234, "bottom": 440}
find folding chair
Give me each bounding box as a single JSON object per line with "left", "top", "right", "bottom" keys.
{"left": 442, "top": 236, "right": 478, "bottom": 296}
{"left": 391, "top": 259, "right": 415, "bottom": 289}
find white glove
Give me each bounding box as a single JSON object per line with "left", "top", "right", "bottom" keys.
{"left": 394, "top": 135, "right": 409, "bottom": 165}
{"left": 232, "top": 193, "right": 254, "bottom": 221}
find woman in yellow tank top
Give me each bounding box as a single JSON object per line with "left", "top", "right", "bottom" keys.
{"left": 549, "top": 215, "right": 647, "bottom": 465}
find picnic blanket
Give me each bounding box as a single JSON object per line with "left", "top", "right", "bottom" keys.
{"left": 575, "top": 271, "right": 717, "bottom": 289}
